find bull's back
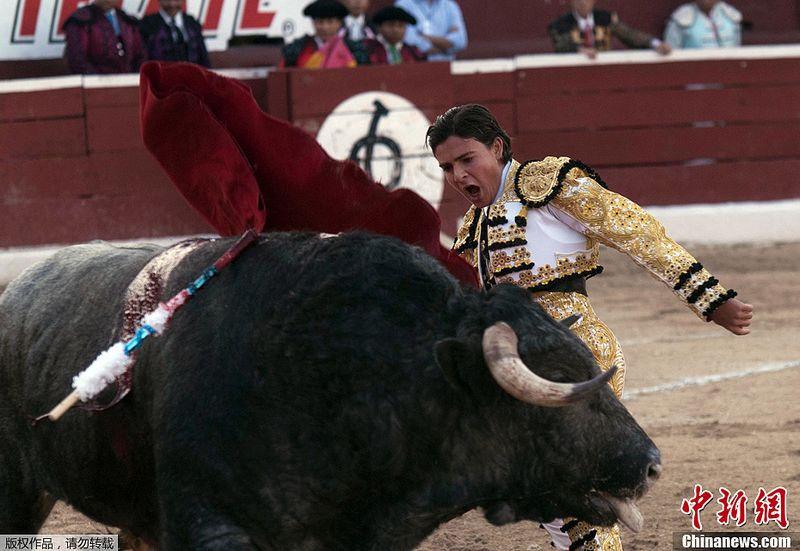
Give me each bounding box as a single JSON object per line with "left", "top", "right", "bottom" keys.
{"left": 0, "top": 242, "right": 162, "bottom": 391}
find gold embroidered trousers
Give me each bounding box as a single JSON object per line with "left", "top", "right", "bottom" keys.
{"left": 532, "top": 291, "right": 625, "bottom": 551}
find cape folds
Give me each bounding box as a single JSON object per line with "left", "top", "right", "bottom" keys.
{"left": 138, "top": 61, "right": 478, "bottom": 287}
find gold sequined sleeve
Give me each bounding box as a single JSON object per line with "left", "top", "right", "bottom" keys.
{"left": 452, "top": 205, "right": 479, "bottom": 269}
{"left": 551, "top": 175, "right": 737, "bottom": 320}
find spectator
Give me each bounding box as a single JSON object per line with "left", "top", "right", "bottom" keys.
{"left": 665, "top": 0, "right": 742, "bottom": 48}
{"left": 63, "top": 0, "right": 146, "bottom": 74}
{"left": 548, "top": 0, "right": 671, "bottom": 59}
{"left": 363, "top": 6, "right": 426, "bottom": 64}
{"left": 139, "top": 0, "right": 210, "bottom": 67}
{"left": 281, "top": 0, "right": 369, "bottom": 68}
{"left": 342, "top": 0, "right": 375, "bottom": 40}
{"left": 394, "top": 0, "right": 467, "bottom": 61}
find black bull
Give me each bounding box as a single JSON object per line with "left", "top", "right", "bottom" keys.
{"left": 0, "top": 232, "right": 660, "bottom": 550}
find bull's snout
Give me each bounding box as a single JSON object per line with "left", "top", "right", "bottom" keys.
{"left": 643, "top": 448, "right": 662, "bottom": 490}
{"left": 647, "top": 460, "right": 662, "bottom": 483}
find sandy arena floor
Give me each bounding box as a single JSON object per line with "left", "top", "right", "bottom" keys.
{"left": 19, "top": 240, "right": 800, "bottom": 549}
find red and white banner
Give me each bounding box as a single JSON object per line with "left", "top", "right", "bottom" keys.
{"left": 1, "top": 0, "right": 312, "bottom": 60}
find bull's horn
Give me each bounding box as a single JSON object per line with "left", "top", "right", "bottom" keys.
{"left": 600, "top": 493, "right": 644, "bottom": 533}
{"left": 482, "top": 322, "right": 616, "bottom": 407}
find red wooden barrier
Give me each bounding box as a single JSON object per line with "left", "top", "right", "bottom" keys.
{"left": 510, "top": 53, "right": 800, "bottom": 205}
{"left": 2, "top": 50, "right": 800, "bottom": 248}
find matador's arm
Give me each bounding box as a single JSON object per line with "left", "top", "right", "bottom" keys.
{"left": 549, "top": 175, "right": 737, "bottom": 321}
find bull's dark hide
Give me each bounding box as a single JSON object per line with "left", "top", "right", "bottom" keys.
{"left": 0, "top": 232, "right": 658, "bottom": 551}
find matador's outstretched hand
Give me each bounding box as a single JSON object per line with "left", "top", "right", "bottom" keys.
{"left": 710, "top": 298, "right": 753, "bottom": 335}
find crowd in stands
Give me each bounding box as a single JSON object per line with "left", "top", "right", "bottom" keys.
{"left": 62, "top": 0, "right": 745, "bottom": 74}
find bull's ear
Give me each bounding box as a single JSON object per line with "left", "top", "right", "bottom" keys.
{"left": 434, "top": 338, "right": 472, "bottom": 394}
{"left": 434, "top": 338, "right": 497, "bottom": 403}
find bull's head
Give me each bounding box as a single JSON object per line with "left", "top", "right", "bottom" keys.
{"left": 434, "top": 285, "right": 661, "bottom": 534}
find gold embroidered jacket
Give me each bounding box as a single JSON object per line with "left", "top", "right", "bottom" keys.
{"left": 453, "top": 158, "right": 736, "bottom": 320}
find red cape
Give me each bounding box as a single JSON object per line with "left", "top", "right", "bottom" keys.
{"left": 139, "top": 61, "right": 477, "bottom": 287}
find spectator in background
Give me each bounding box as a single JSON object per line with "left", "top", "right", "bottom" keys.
{"left": 63, "top": 0, "right": 146, "bottom": 74}
{"left": 342, "top": 0, "right": 375, "bottom": 40}
{"left": 664, "top": 0, "right": 742, "bottom": 48}
{"left": 548, "top": 0, "right": 671, "bottom": 59}
{"left": 394, "top": 0, "right": 467, "bottom": 61}
{"left": 363, "top": 6, "right": 426, "bottom": 64}
{"left": 139, "top": 0, "right": 210, "bottom": 67}
{"left": 281, "top": 0, "right": 369, "bottom": 68}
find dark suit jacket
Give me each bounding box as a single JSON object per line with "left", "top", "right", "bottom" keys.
{"left": 548, "top": 9, "right": 655, "bottom": 52}
{"left": 139, "top": 12, "right": 210, "bottom": 67}
{"left": 63, "top": 5, "right": 146, "bottom": 74}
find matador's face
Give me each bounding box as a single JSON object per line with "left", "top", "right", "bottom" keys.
{"left": 434, "top": 136, "right": 505, "bottom": 209}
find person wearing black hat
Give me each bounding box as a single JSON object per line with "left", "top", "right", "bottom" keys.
{"left": 280, "top": 0, "right": 369, "bottom": 68}
{"left": 362, "top": 6, "right": 426, "bottom": 65}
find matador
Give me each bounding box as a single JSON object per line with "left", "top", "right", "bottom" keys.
{"left": 431, "top": 104, "right": 753, "bottom": 550}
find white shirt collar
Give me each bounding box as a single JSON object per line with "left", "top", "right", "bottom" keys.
{"left": 346, "top": 14, "right": 366, "bottom": 26}
{"left": 159, "top": 9, "right": 184, "bottom": 27}
{"left": 377, "top": 34, "right": 403, "bottom": 50}
{"left": 574, "top": 11, "right": 594, "bottom": 30}
{"left": 486, "top": 160, "right": 512, "bottom": 210}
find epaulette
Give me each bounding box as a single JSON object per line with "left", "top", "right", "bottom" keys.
{"left": 513, "top": 156, "right": 608, "bottom": 208}
{"left": 452, "top": 205, "right": 480, "bottom": 267}
{"left": 63, "top": 6, "right": 96, "bottom": 28}
{"left": 718, "top": 2, "right": 742, "bottom": 22}
{"left": 671, "top": 4, "right": 697, "bottom": 28}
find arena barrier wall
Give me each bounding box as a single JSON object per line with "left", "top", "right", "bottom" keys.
{"left": 1, "top": 46, "right": 800, "bottom": 253}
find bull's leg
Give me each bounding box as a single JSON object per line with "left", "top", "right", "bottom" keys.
{"left": 0, "top": 451, "right": 55, "bottom": 533}
{"left": 156, "top": 474, "right": 260, "bottom": 551}
{"left": 158, "top": 507, "right": 260, "bottom": 551}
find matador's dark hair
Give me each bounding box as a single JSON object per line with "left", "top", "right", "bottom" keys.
{"left": 425, "top": 104, "right": 512, "bottom": 163}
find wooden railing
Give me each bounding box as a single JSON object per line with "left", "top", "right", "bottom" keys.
{"left": 1, "top": 46, "right": 799, "bottom": 248}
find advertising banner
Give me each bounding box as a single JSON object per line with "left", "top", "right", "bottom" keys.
{"left": 1, "top": 0, "right": 312, "bottom": 60}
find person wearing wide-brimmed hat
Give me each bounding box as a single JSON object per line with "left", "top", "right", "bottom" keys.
{"left": 280, "top": 0, "right": 369, "bottom": 68}
{"left": 362, "top": 6, "right": 426, "bottom": 65}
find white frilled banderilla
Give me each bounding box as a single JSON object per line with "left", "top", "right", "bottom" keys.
{"left": 34, "top": 229, "right": 259, "bottom": 424}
